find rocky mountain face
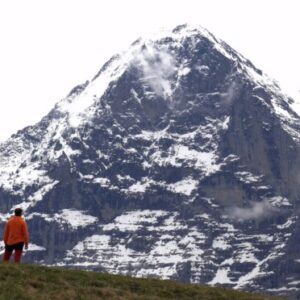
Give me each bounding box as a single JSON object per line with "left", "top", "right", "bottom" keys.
{"left": 1, "top": 24, "right": 300, "bottom": 298}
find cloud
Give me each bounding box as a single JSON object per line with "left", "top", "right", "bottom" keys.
{"left": 220, "top": 80, "right": 241, "bottom": 107}
{"left": 227, "top": 199, "right": 279, "bottom": 221}
{"left": 133, "top": 43, "right": 177, "bottom": 98}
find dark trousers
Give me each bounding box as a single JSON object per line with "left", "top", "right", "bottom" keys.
{"left": 3, "top": 242, "right": 24, "bottom": 263}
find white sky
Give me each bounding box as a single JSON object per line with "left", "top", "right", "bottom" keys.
{"left": 0, "top": 0, "right": 299, "bottom": 142}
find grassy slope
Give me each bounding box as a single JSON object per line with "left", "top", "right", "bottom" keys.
{"left": 0, "top": 264, "right": 285, "bottom": 300}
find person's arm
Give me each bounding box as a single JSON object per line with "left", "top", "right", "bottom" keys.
{"left": 3, "top": 222, "right": 9, "bottom": 245}
{"left": 22, "top": 220, "right": 29, "bottom": 249}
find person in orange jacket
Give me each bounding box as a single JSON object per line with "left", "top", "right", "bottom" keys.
{"left": 2, "top": 208, "right": 30, "bottom": 263}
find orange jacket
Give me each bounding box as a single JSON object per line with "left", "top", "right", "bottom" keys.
{"left": 3, "top": 216, "right": 29, "bottom": 246}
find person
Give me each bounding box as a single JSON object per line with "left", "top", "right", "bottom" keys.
{"left": 2, "top": 208, "right": 29, "bottom": 263}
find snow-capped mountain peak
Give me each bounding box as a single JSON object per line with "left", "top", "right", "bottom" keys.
{"left": 1, "top": 24, "right": 300, "bottom": 298}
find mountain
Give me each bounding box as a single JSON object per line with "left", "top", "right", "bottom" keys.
{"left": 1, "top": 24, "right": 300, "bottom": 298}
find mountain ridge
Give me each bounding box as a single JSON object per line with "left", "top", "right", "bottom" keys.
{"left": 1, "top": 24, "right": 300, "bottom": 298}
{"left": 0, "top": 264, "right": 285, "bottom": 300}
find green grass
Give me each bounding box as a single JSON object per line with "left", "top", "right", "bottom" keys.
{"left": 0, "top": 264, "right": 285, "bottom": 300}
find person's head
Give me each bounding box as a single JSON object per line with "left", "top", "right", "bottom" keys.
{"left": 14, "top": 208, "right": 23, "bottom": 217}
